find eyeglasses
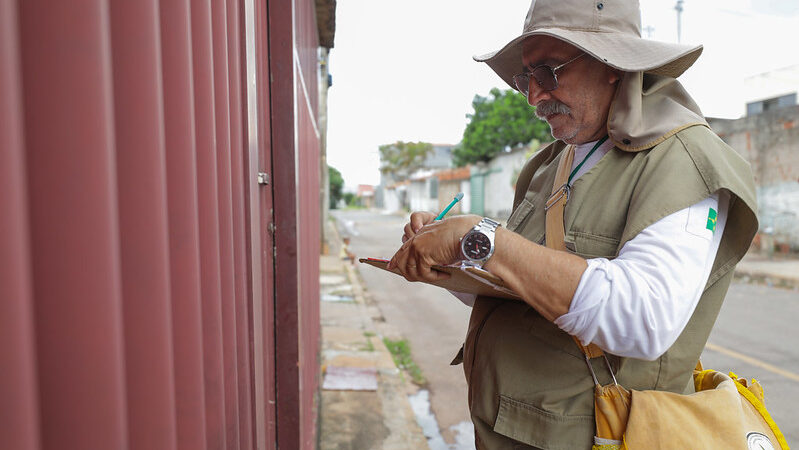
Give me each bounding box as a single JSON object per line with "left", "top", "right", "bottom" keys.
{"left": 512, "top": 53, "right": 585, "bottom": 96}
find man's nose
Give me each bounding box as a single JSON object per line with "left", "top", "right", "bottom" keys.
{"left": 526, "top": 79, "right": 551, "bottom": 107}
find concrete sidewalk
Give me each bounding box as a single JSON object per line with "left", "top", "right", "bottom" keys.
{"left": 318, "top": 222, "right": 429, "bottom": 450}
{"left": 735, "top": 253, "right": 799, "bottom": 290}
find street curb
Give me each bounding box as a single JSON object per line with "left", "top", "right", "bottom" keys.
{"left": 734, "top": 268, "right": 799, "bottom": 290}
{"left": 319, "top": 216, "right": 429, "bottom": 449}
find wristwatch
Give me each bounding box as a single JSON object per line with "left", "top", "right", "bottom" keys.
{"left": 460, "top": 217, "right": 501, "bottom": 266}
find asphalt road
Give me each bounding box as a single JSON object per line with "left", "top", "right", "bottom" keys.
{"left": 333, "top": 209, "right": 799, "bottom": 448}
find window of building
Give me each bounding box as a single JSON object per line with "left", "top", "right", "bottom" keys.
{"left": 747, "top": 93, "right": 797, "bottom": 116}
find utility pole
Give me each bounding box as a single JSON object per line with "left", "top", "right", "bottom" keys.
{"left": 675, "top": 0, "right": 684, "bottom": 43}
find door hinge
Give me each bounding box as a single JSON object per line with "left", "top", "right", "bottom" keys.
{"left": 257, "top": 172, "right": 270, "bottom": 185}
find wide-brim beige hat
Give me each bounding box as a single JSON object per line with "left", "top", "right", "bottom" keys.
{"left": 475, "top": 0, "right": 703, "bottom": 90}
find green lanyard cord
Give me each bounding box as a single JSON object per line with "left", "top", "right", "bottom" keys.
{"left": 568, "top": 135, "right": 609, "bottom": 186}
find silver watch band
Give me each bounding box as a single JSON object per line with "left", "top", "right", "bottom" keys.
{"left": 473, "top": 217, "right": 500, "bottom": 234}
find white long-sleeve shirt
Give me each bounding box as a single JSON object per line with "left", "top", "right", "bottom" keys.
{"left": 454, "top": 138, "right": 729, "bottom": 360}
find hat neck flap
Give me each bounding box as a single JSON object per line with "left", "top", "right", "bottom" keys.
{"left": 608, "top": 72, "right": 707, "bottom": 152}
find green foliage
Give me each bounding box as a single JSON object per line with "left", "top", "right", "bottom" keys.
{"left": 453, "top": 88, "right": 552, "bottom": 167}
{"left": 328, "top": 166, "right": 344, "bottom": 209}
{"left": 378, "top": 141, "right": 434, "bottom": 177}
{"left": 383, "top": 337, "right": 426, "bottom": 385}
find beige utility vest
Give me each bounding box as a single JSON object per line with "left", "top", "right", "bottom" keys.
{"left": 461, "top": 125, "right": 758, "bottom": 450}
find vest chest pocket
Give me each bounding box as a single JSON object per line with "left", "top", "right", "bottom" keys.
{"left": 569, "top": 231, "right": 620, "bottom": 259}
{"left": 506, "top": 198, "right": 535, "bottom": 232}
{"left": 507, "top": 197, "right": 546, "bottom": 244}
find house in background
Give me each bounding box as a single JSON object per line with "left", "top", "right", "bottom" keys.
{"left": 471, "top": 144, "right": 535, "bottom": 219}
{"left": 356, "top": 184, "right": 375, "bottom": 208}
{"left": 744, "top": 64, "right": 799, "bottom": 116}
{"left": 378, "top": 140, "right": 545, "bottom": 222}
{"left": 706, "top": 65, "right": 799, "bottom": 252}
{"left": 437, "top": 167, "right": 472, "bottom": 215}
{"left": 379, "top": 144, "right": 456, "bottom": 213}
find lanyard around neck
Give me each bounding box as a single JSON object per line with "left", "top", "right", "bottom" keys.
{"left": 567, "top": 135, "right": 609, "bottom": 186}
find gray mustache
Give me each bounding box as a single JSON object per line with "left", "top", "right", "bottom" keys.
{"left": 535, "top": 101, "right": 570, "bottom": 117}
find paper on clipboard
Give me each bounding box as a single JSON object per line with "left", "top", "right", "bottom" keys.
{"left": 358, "top": 257, "right": 522, "bottom": 301}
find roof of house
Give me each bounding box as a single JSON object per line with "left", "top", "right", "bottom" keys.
{"left": 437, "top": 166, "right": 471, "bottom": 181}
{"left": 356, "top": 184, "right": 375, "bottom": 197}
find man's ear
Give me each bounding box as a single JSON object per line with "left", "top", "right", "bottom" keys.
{"left": 608, "top": 68, "right": 622, "bottom": 84}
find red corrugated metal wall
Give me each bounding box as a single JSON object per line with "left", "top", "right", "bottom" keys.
{"left": 0, "top": 0, "right": 322, "bottom": 448}
{"left": 270, "top": 0, "right": 322, "bottom": 447}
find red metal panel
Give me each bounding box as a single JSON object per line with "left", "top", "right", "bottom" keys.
{"left": 211, "top": 0, "right": 242, "bottom": 447}
{"left": 295, "top": 1, "right": 322, "bottom": 447}
{"left": 226, "top": 0, "right": 255, "bottom": 447}
{"left": 18, "top": 1, "right": 128, "bottom": 449}
{"left": 190, "top": 0, "right": 228, "bottom": 448}
{"left": 108, "top": 1, "right": 179, "bottom": 449}
{"left": 269, "top": 0, "right": 302, "bottom": 445}
{"left": 240, "top": 0, "right": 277, "bottom": 446}
{"left": 0, "top": 1, "right": 40, "bottom": 448}
{"left": 296, "top": 65, "right": 321, "bottom": 450}
{"left": 8, "top": 0, "right": 325, "bottom": 447}
{"left": 270, "top": 0, "right": 323, "bottom": 447}
{"left": 256, "top": 2, "right": 278, "bottom": 442}
{"left": 158, "top": 0, "right": 208, "bottom": 448}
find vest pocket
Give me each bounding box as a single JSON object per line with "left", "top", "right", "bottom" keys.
{"left": 506, "top": 198, "right": 535, "bottom": 232}
{"left": 569, "top": 231, "right": 620, "bottom": 259}
{"left": 493, "top": 395, "right": 594, "bottom": 450}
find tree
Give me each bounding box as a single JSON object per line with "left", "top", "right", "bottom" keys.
{"left": 453, "top": 88, "right": 552, "bottom": 166}
{"left": 328, "top": 165, "right": 344, "bottom": 209}
{"left": 378, "top": 141, "right": 433, "bottom": 177}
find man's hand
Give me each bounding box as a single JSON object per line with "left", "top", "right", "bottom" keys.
{"left": 401, "top": 211, "right": 435, "bottom": 243}
{"left": 389, "top": 213, "right": 481, "bottom": 282}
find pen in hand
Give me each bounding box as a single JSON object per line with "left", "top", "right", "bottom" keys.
{"left": 435, "top": 192, "right": 464, "bottom": 220}
{"left": 389, "top": 192, "right": 465, "bottom": 271}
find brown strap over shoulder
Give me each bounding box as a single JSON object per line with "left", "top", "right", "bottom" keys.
{"left": 544, "top": 145, "right": 605, "bottom": 359}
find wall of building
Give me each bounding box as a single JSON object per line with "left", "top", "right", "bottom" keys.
{"left": 710, "top": 106, "right": 799, "bottom": 248}
{"left": 408, "top": 177, "right": 438, "bottom": 212}
{"left": 482, "top": 146, "right": 532, "bottom": 221}
{"left": 744, "top": 65, "right": 799, "bottom": 110}
{"left": 438, "top": 180, "right": 467, "bottom": 215}
{"left": 1, "top": 0, "right": 326, "bottom": 449}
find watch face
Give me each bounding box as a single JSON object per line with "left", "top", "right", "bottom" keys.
{"left": 463, "top": 232, "right": 492, "bottom": 260}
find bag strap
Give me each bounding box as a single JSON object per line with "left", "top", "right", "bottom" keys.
{"left": 544, "top": 145, "right": 606, "bottom": 360}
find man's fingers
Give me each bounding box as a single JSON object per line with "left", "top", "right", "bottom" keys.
{"left": 410, "top": 211, "right": 436, "bottom": 233}
{"left": 417, "top": 263, "right": 450, "bottom": 282}
{"left": 394, "top": 246, "right": 413, "bottom": 278}
{"left": 387, "top": 241, "right": 409, "bottom": 270}
{"left": 402, "top": 222, "right": 414, "bottom": 243}
{"left": 405, "top": 261, "right": 421, "bottom": 281}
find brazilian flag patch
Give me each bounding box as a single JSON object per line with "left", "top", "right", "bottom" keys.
{"left": 706, "top": 208, "right": 718, "bottom": 233}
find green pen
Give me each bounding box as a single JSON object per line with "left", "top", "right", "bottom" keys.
{"left": 435, "top": 192, "right": 464, "bottom": 220}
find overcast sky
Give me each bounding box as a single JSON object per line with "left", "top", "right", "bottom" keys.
{"left": 325, "top": 0, "right": 799, "bottom": 190}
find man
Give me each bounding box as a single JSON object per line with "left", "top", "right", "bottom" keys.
{"left": 388, "top": 0, "right": 758, "bottom": 449}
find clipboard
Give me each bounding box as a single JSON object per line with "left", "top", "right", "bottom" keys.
{"left": 358, "top": 257, "right": 521, "bottom": 300}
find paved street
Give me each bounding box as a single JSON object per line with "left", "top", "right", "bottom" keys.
{"left": 334, "top": 209, "right": 474, "bottom": 447}
{"left": 701, "top": 283, "right": 799, "bottom": 446}
{"left": 334, "top": 209, "right": 799, "bottom": 448}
